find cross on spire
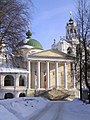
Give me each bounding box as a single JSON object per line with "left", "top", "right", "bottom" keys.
{"left": 70, "top": 11, "right": 72, "bottom": 19}
{"left": 26, "top": 21, "right": 32, "bottom": 39}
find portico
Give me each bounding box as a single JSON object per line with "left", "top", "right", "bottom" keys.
{"left": 27, "top": 49, "right": 75, "bottom": 90}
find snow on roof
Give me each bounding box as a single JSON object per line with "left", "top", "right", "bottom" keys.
{"left": 0, "top": 67, "right": 28, "bottom": 73}
{"left": 20, "top": 45, "right": 34, "bottom": 49}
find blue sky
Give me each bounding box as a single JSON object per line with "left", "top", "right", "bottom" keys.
{"left": 30, "top": 0, "right": 76, "bottom": 49}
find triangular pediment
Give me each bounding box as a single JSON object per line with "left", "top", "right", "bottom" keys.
{"left": 30, "top": 49, "right": 73, "bottom": 59}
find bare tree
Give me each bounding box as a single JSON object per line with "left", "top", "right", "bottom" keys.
{"left": 0, "top": 0, "right": 33, "bottom": 53}
{"left": 75, "top": 0, "right": 90, "bottom": 102}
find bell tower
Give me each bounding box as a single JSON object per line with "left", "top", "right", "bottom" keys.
{"left": 66, "top": 12, "right": 79, "bottom": 56}
{"left": 66, "top": 12, "right": 78, "bottom": 40}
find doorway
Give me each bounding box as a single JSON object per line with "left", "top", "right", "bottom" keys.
{"left": 44, "top": 75, "right": 46, "bottom": 89}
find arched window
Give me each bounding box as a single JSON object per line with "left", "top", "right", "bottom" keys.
{"left": 4, "top": 93, "right": 14, "bottom": 99}
{"left": 19, "top": 93, "right": 26, "bottom": 97}
{"left": 67, "top": 29, "right": 69, "bottom": 34}
{"left": 19, "top": 75, "right": 25, "bottom": 86}
{"left": 70, "top": 28, "right": 73, "bottom": 33}
{"left": 74, "top": 29, "right": 76, "bottom": 33}
{"left": 67, "top": 47, "right": 72, "bottom": 54}
{"left": 4, "top": 75, "right": 14, "bottom": 86}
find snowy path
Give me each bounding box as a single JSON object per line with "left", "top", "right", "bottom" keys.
{"left": 29, "top": 101, "right": 64, "bottom": 120}
{"left": 0, "top": 98, "right": 90, "bottom": 120}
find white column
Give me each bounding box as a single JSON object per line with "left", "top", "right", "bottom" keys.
{"left": 46, "top": 62, "right": 50, "bottom": 89}
{"left": 14, "top": 74, "right": 19, "bottom": 89}
{"left": 64, "top": 63, "right": 68, "bottom": 89}
{"left": 37, "top": 62, "right": 40, "bottom": 89}
{"left": 14, "top": 92, "right": 18, "bottom": 98}
{"left": 25, "top": 74, "right": 27, "bottom": 87}
{"left": 55, "top": 62, "right": 59, "bottom": 89}
{"left": 32, "top": 63, "right": 35, "bottom": 88}
{"left": 1, "top": 75, "right": 5, "bottom": 87}
{"left": 28, "top": 61, "right": 31, "bottom": 89}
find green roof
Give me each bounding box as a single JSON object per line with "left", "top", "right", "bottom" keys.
{"left": 27, "top": 39, "right": 43, "bottom": 49}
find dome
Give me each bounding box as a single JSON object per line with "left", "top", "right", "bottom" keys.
{"left": 26, "top": 39, "right": 43, "bottom": 49}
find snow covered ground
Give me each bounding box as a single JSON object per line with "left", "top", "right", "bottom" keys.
{"left": 63, "top": 99, "right": 90, "bottom": 120}
{"left": 0, "top": 97, "right": 90, "bottom": 120}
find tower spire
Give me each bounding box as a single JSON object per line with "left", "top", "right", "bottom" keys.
{"left": 70, "top": 11, "right": 72, "bottom": 19}
{"left": 26, "top": 21, "right": 32, "bottom": 39}
{"left": 28, "top": 21, "right": 30, "bottom": 31}
{"left": 69, "top": 11, "right": 73, "bottom": 22}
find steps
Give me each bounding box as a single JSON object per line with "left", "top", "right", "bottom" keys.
{"left": 34, "top": 89, "right": 78, "bottom": 101}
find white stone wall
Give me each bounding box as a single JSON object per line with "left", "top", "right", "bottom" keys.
{"left": 0, "top": 73, "right": 27, "bottom": 99}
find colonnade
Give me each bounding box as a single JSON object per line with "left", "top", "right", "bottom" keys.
{"left": 28, "top": 61, "right": 75, "bottom": 90}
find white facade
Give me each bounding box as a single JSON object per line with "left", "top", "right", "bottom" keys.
{"left": 0, "top": 16, "right": 78, "bottom": 99}
{"left": 27, "top": 52, "right": 75, "bottom": 90}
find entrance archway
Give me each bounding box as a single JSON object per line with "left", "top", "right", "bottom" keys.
{"left": 19, "top": 93, "right": 26, "bottom": 97}
{"left": 4, "top": 93, "right": 14, "bottom": 99}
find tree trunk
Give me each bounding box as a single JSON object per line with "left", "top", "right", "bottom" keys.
{"left": 84, "top": 40, "right": 90, "bottom": 103}
{"left": 80, "top": 45, "right": 82, "bottom": 100}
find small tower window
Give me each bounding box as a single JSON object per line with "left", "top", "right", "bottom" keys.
{"left": 74, "top": 29, "right": 76, "bottom": 33}
{"left": 67, "top": 29, "right": 69, "bottom": 34}
{"left": 70, "top": 29, "right": 73, "bottom": 33}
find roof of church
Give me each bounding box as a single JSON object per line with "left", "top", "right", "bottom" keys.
{"left": 26, "top": 39, "right": 43, "bottom": 49}
{"left": 28, "top": 49, "right": 75, "bottom": 60}
{"left": 0, "top": 67, "right": 28, "bottom": 73}
{"left": 25, "top": 26, "right": 43, "bottom": 49}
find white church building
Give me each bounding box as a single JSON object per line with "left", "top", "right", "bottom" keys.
{"left": 0, "top": 15, "right": 79, "bottom": 99}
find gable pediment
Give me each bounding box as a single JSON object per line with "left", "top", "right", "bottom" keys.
{"left": 30, "top": 49, "right": 73, "bottom": 59}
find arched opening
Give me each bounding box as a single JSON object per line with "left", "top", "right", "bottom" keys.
{"left": 19, "top": 93, "right": 26, "bottom": 97}
{"left": 67, "top": 47, "right": 72, "bottom": 55}
{"left": 67, "top": 29, "right": 69, "bottom": 34}
{"left": 74, "top": 29, "right": 76, "bottom": 33}
{"left": 4, "top": 93, "right": 14, "bottom": 99}
{"left": 70, "top": 28, "right": 73, "bottom": 33}
{"left": 4, "top": 75, "right": 14, "bottom": 86}
{"left": 19, "top": 75, "right": 25, "bottom": 86}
